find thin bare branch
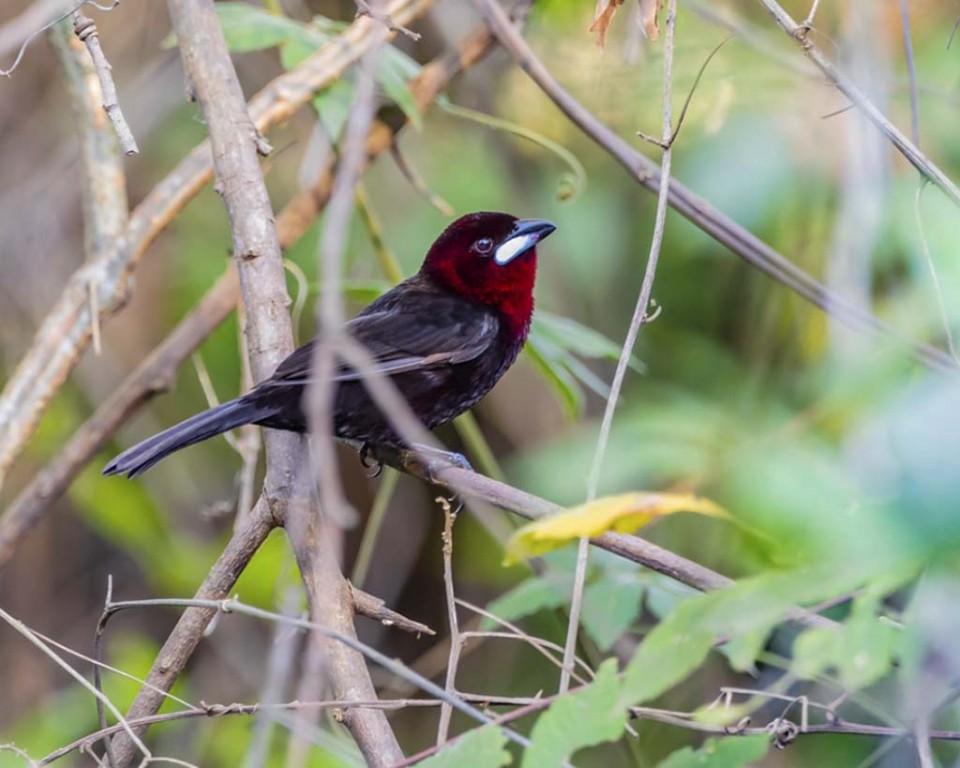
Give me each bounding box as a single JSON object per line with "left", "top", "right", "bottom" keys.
{"left": 0, "top": 605, "right": 150, "bottom": 762}
{"left": 373, "top": 447, "right": 837, "bottom": 632}
{"left": 757, "top": 0, "right": 960, "bottom": 209}
{"left": 108, "top": 500, "right": 276, "bottom": 765}
{"left": 350, "top": 583, "right": 436, "bottom": 636}
{"left": 436, "top": 498, "right": 460, "bottom": 745}
{"left": 99, "top": 594, "right": 534, "bottom": 750}
{"left": 309, "top": 42, "right": 383, "bottom": 528}
{"left": 72, "top": 13, "right": 138, "bottom": 154}
{"left": 0, "top": 0, "right": 434, "bottom": 493}
{"left": 897, "top": 0, "right": 920, "bottom": 147}
{"left": 563, "top": 0, "right": 679, "bottom": 695}
{"left": 470, "top": 0, "right": 957, "bottom": 373}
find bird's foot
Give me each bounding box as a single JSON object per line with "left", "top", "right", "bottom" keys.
{"left": 404, "top": 443, "right": 473, "bottom": 483}
{"left": 358, "top": 442, "right": 385, "bottom": 478}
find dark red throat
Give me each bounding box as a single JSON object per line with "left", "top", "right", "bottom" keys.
{"left": 421, "top": 212, "right": 543, "bottom": 343}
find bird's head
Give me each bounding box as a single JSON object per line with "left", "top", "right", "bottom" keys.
{"left": 421, "top": 212, "right": 556, "bottom": 338}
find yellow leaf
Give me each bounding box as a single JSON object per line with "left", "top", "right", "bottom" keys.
{"left": 505, "top": 492, "right": 729, "bottom": 563}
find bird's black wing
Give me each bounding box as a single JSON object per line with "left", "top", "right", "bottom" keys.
{"left": 262, "top": 289, "right": 499, "bottom": 388}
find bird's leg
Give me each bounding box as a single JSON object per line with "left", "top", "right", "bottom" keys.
{"left": 358, "top": 442, "right": 384, "bottom": 478}
{"left": 406, "top": 443, "right": 473, "bottom": 480}
{"left": 404, "top": 443, "right": 472, "bottom": 514}
{"left": 360, "top": 443, "right": 472, "bottom": 511}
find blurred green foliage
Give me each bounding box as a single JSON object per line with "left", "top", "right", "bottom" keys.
{"left": 6, "top": 1, "right": 960, "bottom": 767}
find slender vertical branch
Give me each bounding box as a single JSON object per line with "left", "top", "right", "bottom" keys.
{"left": 897, "top": 0, "right": 920, "bottom": 147}
{"left": 436, "top": 499, "right": 461, "bottom": 744}
{"left": 49, "top": 15, "right": 128, "bottom": 358}
{"left": 309, "top": 49, "right": 383, "bottom": 527}
{"left": 559, "top": 0, "right": 679, "bottom": 695}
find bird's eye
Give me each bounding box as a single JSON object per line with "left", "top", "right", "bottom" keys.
{"left": 475, "top": 238, "right": 494, "bottom": 255}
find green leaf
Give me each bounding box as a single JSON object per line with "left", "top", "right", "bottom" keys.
{"left": 482, "top": 574, "right": 571, "bottom": 630}
{"left": 378, "top": 47, "right": 423, "bottom": 129}
{"left": 439, "top": 102, "right": 587, "bottom": 202}
{"left": 581, "top": 575, "right": 645, "bottom": 651}
{"left": 416, "top": 725, "right": 511, "bottom": 767}
{"left": 654, "top": 735, "right": 769, "bottom": 768}
{"left": 721, "top": 626, "right": 771, "bottom": 675}
{"left": 620, "top": 609, "right": 716, "bottom": 706}
{"left": 312, "top": 76, "right": 357, "bottom": 140}
{"left": 527, "top": 312, "right": 645, "bottom": 417}
{"left": 215, "top": 3, "right": 327, "bottom": 53}
{"left": 622, "top": 563, "right": 900, "bottom": 706}
{"left": 525, "top": 337, "right": 583, "bottom": 418}
{"left": 521, "top": 660, "right": 625, "bottom": 768}
{"left": 534, "top": 310, "right": 644, "bottom": 371}
{"left": 793, "top": 594, "right": 902, "bottom": 689}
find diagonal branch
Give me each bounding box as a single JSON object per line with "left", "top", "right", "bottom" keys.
{"left": 470, "top": 0, "right": 956, "bottom": 374}
{"left": 0, "top": 0, "right": 434, "bottom": 492}
{"left": 757, "top": 0, "right": 960, "bottom": 210}
{"left": 373, "top": 446, "right": 836, "bottom": 632}
{"left": 0, "top": 268, "right": 239, "bottom": 571}
{"left": 0, "top": 9, "right": 502, "bottom": 571}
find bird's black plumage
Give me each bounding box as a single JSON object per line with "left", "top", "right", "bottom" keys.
{"left": 103, "top": 213, "right": 555, "bottom": 478}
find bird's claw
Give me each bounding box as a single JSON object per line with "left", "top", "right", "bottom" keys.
{"left": 358, "top": 443, "right": 384, "bottom": 478}
{"left": 407, "top": 445, "right": 473, "bottom": 483}
{"left": 444, "top": 493, "right": 464, "bottom": 516}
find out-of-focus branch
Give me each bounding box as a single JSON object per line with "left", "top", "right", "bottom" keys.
{"left": 0, "top": 269, "right": 239, "bottom": 571}
{"left": 309, "top": 47, "right": 382, "bottom": 528}
{"left": 49, "top": 15, "right": 128, "bottom": 356}
{"left": 0, "top": 0, "right": 72, "bottom": 76}
{"left": 109, "top": 497, "right": 277, "bottom": 766}
{"left": 469, "top": 0, "right": 957, "bottom": 374}
{"left": 72, "top": 13, "right": 139, "bottom": 155}
{"left": 0, "top": 0, "right": 433, "bottom": 493}
{"left": 3, "top": 12, "right": 505, "bottom": 761}
{"left": 563, "top": 0, "right": 679, "bottom": 694}
{"left": 284, "top": 490, "right": 406, "bottom": 766}
{"left": 757, "top": 0, "right": 960, "bottom": 210}
{"left": 0, "top": 12, "right": 503, "bottom": 570}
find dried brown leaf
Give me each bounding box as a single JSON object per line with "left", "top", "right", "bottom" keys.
{"left": 589, "top": 0, "right": 625, "bottom": 48}
{"left": 639, "top": 0, "right": 663, "bottom": 41}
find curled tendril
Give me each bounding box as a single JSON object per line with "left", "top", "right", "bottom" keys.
{"left": 439, "top": 101, "right": 587, "bottom": 203}
{"left": 1, "top": 0, "right": 121, "bottom": 77}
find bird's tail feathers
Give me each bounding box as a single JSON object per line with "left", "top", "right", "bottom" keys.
{"left": 103, "top": 397, "right": 268, "bottom": 478}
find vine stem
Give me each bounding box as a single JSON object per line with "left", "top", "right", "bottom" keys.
{"left": 560, "top": 0, "right": 679, "bottom": 694}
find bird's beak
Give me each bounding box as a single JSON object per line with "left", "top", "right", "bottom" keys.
{"left": 494, "top": 219, "right": 557, "bottom": 265}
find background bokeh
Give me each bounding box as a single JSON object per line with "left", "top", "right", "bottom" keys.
{"left": 2, "top": 0, "right": 960, "bottom": 766}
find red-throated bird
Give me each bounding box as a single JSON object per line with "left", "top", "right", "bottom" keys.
{"left": 103, "top": 212, "right": 556, "bottom": 478}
